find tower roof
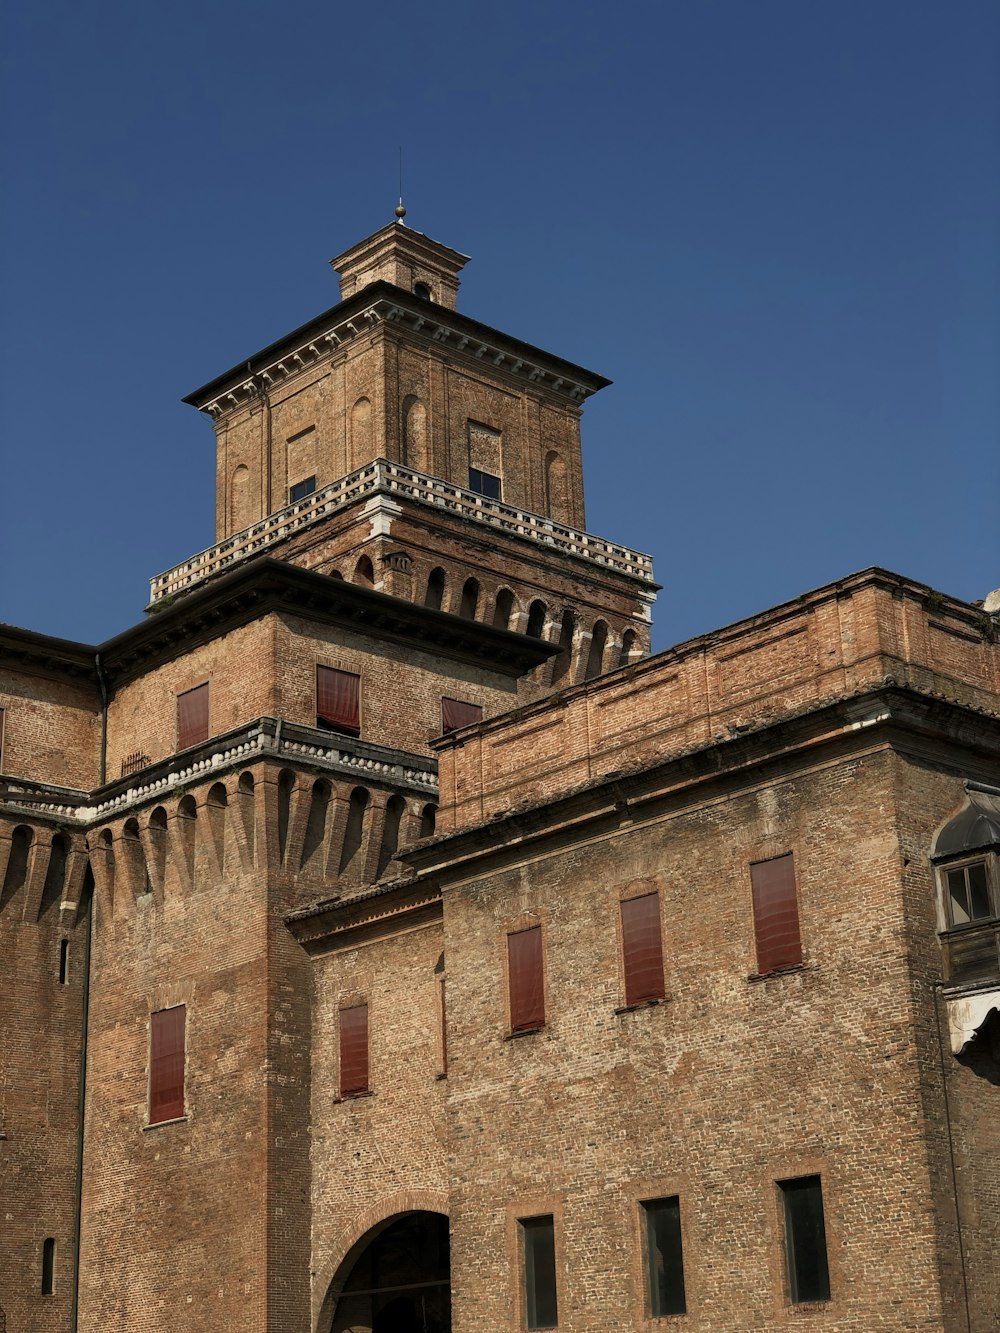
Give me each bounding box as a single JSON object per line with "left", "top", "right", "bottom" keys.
{"left": 331, "top": 221, "right": 470, "bottom": 310}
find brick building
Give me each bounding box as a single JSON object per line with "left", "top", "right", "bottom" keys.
{"left": 1, "top": 218, "right": 998, "bottom": 1332}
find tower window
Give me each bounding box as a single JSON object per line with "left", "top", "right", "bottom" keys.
{"left": 780, "top": 1175, "right": 831, "bottom": 1303}
{"left": 508, "top": 926, "right": 545, "bottom": 1033}
{"left": 520, "top": 1215, "right": 558, "bottom": 1328}
{"left": 289, "top": 475, "right": 316, "bottom": 503}
{"left": 750, "top": 852, "right": 803, "bottom": 974}
{"left": 441, "top": 697, "right": 483, "bottom": 734}
{"left": 620, "top": 893, "right": 665, "bottom": 1006}
{"left": 176, "top": 683, "right": 210, "bottom": 751}
{"left": 58, "top": 939, "right": 69, "bottom": 985}
{"left": 414, "top": 281, "right": 432, "bottom": 300}
{"left": 468, "top": 467, "right": 501, "bottom": 500}
{"left": 641, "top": 1196, "right": 686, "bottom": 1316}
{"left": 339, "top": 1004, "right": 369, "bottom": 1096}
{"left": 316, "top": 666, "right": 361, "bottom": 737}
{"left": 41, "top": 1237, "right": 55, "bottom": 1295}
{"left": 149, "top": 1005, "right": 186, "bottom": 1125}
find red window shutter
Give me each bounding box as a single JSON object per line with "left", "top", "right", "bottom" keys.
{"left": 751, "top": 853, "right": 803, "bottom": 974}
{"left": 339, "top": 1004, "right": 369, "bottom": 1095}
{"left": 508, "top": 926, "right": 545, "bottom": 1032}
{"left": 149, "top": 1006, "right": 186, "bottom": 1124}
{"left": 317, "top": 667, "right": 361, "bottom": 735}
{"left": 621, "top": 893, "right": 665, "bottom": 1005}
{"left": 441, "top": 697, "right": 483, "bottom": 733}
{"left": 176, "top": 684, "right": 209, "bottom": 751}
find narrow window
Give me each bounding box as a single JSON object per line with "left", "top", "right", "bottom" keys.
{"left": 780, "top": 1175, "right": 831, "bottom": 1303}
{"left": 620, "top": 893, "right": 665, "bottom": 1005}
{"left": 176, "top": 683, "right": 209, "bottom": 751}
{"left": 468, "top": 467, "right": 502, "bottom": 500}
{"left": 58, "top": 939, "right": 69, "bottom": 985}
{"left": 316, "top": 666, "right": 361, "bottom": 737}
{"left": 750, "top": 853, "right": 803, "bottom": 974}
{"left": 526, "top": 600, "right": 547, "bottom": 638}
{"left": 149, "top": 1005, "right": 186, "bottom": 1124}
{"left": 459, "top": 577, "right": 480, "bottom": 620}
{"left": 0, "top": 705, "right": 5, "bottom": 767}
{"left": 441, "top": 697, "right": 483, "bottom": 733}
{"left": 339, "top": 1004, "right": 369, "bottom": 1096}
{"left": 642, "top": 1197, "right": 686, "bottom": 1316}
{"left": 289, "top": 475, "right": 316, "bottom": 503}
{"left": 414, "top": 281, "right": 432, "bottom": 300}
{"left": 521, "top": 1215, "right": 558, "bottom": 1328}
{"left": 41, "top": 1236, "right": 55, "bottom": 1295}
{"left": 945, "top": 861, "right": 993, "bottom": 924}
{"left": 508, "top": 926, "right": 545, "bottom": 1033}
{"left": 438, "top": 975, "right": 448, "bottom": 1076}
{"left": 425, "top": 566, "right": 446, "bottom": 610}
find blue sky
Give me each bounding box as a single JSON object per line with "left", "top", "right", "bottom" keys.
{"left": 2, "top": 0, "right": 997, "bottom": 651}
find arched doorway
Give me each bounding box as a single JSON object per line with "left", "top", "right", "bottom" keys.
{"left": 328, "top": 1211, "right": 450, "bottom": 1333}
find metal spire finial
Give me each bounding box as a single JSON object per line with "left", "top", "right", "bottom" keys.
{"left": 395, "top": 146, "right": 406, "bottom": 221}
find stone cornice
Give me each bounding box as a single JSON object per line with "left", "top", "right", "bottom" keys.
{"left": 183, "top": 281, "right": 610, "bottom": 420}
{"left": 408, "top": 685, "right": 1000, "bottom": 882}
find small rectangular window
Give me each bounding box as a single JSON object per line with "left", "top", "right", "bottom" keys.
{"left": 468, "top": 467, "right": 502, "bottom": 500}
{"left": 339, "top": 1004, "right": 369, "bottom": 1096}
{"left": 521, "top": 1215, "right": 558, "bottom": 1328}
{"left": 441, "top": 697, "right": 483, "bottom": 733}
{"left": 58, "top": 939, "right": 69, "bottom": 985}
{"left": 41, "top": 1236, "right": 55, "bottom": 1295}
{"left": 750, "top": 853, "right": 803, "bottom": 974}
{"left": 780, "top": 1175, "right": 831, "bottom": 1303}
{"left": 176, "top": 683, "right": 209, "bottom": 751}
{"left": 508, "top": 926, "right": 545, "bottom": 1033}
{"left": 620, "top": 893, "right": 665, "bottom": 1005}
{"left": 316, "top": 666, "right": 361, "bottom": 737}
{"left": 149, "top": 1005, "right": 186, "bottom": 1124}
{"left": 642, "top": 1196, "right": 686, "bottom": 1316}
{"left": 289, "top": 475, "right": 317, "bottom": 503}
{"left": 946, "top": 862, "right": 993, "bottom": 924}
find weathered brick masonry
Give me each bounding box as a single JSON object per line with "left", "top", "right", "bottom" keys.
{"left": 1, "top": 218, "right": 997, "bottom": 1332}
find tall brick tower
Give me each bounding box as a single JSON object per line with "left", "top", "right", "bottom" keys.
{"left": 1, "top": 217, "right": 658, "bottom": 1333}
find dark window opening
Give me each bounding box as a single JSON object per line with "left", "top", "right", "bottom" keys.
{"left": 339, "top": 1004, "right": 369, "bottom": 1096}
{"left": 176, "top": 683, "right": 209, "bottom": 751}
{"left": 493, "top": 588, "right": 515, "bottom": 630}
{"left": 330, "top": 1211, "right": 450, "bottom": 1331}
{"left": 441, "top": 697, "right": 483, "bottom": 734}
{"left": 459, "top": 578, "right": 480, "bottom": 620}
{"left": 508, "top": 926, "right": 545, "bottom": 1033}
{"left": 149, "top": 1006, "right": 186, "bottom": 1125}
{"left": 751, "top": 852, "right": 803, "bottom": 974}
{"left": 621, "top": 894, "right": 665, "bottom": 1005}
{"left": 58, "top": 939, "right": 69, "bottom": 985}
{"left": 317, "top": 666, "right": 361, "bottom": 737}
{"left": 526, "top": 601, "right": 547, "bottom": 639}
{"left": 41, "top": 1237, "right": 55, "bottom": 1296}
{"left": 521, "top": 1216, "right": 558, "bottom": 1328}
{"left": 425, "top": 566, "right": 446, "bottom": 610}
{"left": 780, "top": 1175, "right": 831, "bottom": 1303}
{"left": 414, "top": 281, "right": 432, "bottom": 300}
{"left": 468, "top": 467, "right": 501, "bottom": 500}
{"left": 642, "top": 1197, "right": 686, "bottom": 1316}
{"left": 420, "top": 804, "right": 437, "bottom": 839}
{"left": 289, "top": 475, "right": 317, "bottom": 503}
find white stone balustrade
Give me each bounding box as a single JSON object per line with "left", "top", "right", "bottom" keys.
{"left": 148, "top": 459, "right": 655, "bottom": 604}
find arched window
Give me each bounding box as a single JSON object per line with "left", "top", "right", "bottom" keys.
{"left": 552, "top": 609, "right": 575, "bottom": 684}
{"left": 403, "top": 395, "right": 428, "bottom": 472}
{"left": 324, "top": 1212, "right": 450, "bottom": 1332}
{"left": 1, "top": 825, "right": 33, "bottom": 913}
{"left": 459, "top": 578, "right": 480, "bottom": 620}
{"left": 414, "top": 282, "right": 432, "bottom": 300}
{"left": 41, "top": 1237, "right": 55, "bottom": 1295}
{"left": 350, "top": 397, "right": 373, "bottom": 463}
{"left": 932, "top": 792, "right": 1000, "bottom": 1010}
{"left": 354, "top": 555, "right": 375, "bottom": 587}
{"left": 493, "top": 588, "right": 515, "bottom": 630}
{"left": 619, "top": 629, "right": 638, "bottom": 668}
{"left": 230, "top": 464, "right": 252, "bottom": 534}
{"left": 420, "top": 804, "right": 437, "bottom": 839}
{"left": 39, "top": 832, "right": 69, "bottom": 916}
{"left": 585, "top": 621, "right": 609, "bottom": 680}
{"left": 544, "top": 450, "right": 569, "bottom": 522}
{"left": 377, "top": 795, "right": 406, "bottom": 879}
{"left": 526, "top": 600, "right": 547, "bottom": 639}
{"left": 425, "top": 567, "right": 446, "bottom": 611}
{"left": 339, "top": 788, "right": 370, "bottom": 873}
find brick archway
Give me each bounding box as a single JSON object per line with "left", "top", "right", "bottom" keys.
{"left": 315, "top": 1190, "right": 450, "bottom": 1333}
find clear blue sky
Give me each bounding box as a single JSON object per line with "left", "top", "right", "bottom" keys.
{"left": 2, "top": 0, "right": 997, "bottom": 651}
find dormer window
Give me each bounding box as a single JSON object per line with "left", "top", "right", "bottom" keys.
{"left": 414, "top": 282, "right": 432, "bottom": 300}
{"left": 931, "top": 788, "right": 1000, "bottom": 1022}
{"left": 944, "top": 859, "right": 994, "bottom": 926}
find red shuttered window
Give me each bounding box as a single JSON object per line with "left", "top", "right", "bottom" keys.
{"left": 317, "top": 666, "right": 361, "bottom": 737}
{"left": 149, "top": 1005, "right": 186, "bottom": 1124}
{"left": 508, "top": 926, "right": 545, "bottom": 1032}
{"left": 441, "top": 697, "right": 483, "bottom": 734}
{"left": 751, "top": 853, "right": 803, "bottom": 974}
{"left": 176, "top": 684, "right": 209, "bottom": 751}
{"left": 339, "top": 1004, "right": 369, "bottom": 1096}
{"left": 621, "top": 893, "right": 665, "bottom": 1005}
